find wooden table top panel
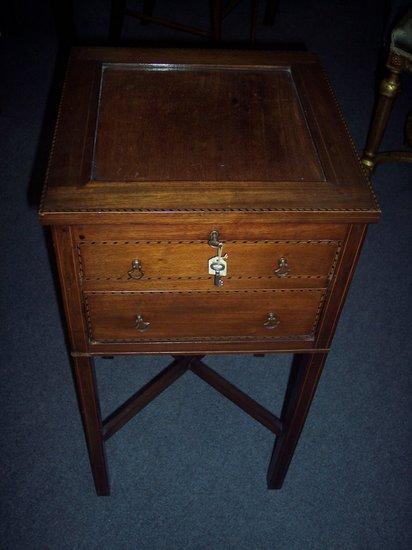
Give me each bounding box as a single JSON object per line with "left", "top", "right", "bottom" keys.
{"left": 39, "top": 47, "right": 380, "bottom": 224}
{"left": 94, "top": 66, "right": 323, "bottom": 183}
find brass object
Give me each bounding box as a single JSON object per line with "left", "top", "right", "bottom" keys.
{"left": 264, "top": 312, "right": 279, "bottom": 329}
{"left": 208, "top": 229, "right": 222, "bottom": 249}
{"left": 379, "top": 74, "right": 401, "bottom": 99}
{"left": 135, "top": 313, "right": 150, "bottom": 332}
{"left": 274, "top": 257, "right": 291, "bottom": 278}
{"left": 128, "top": 259, "right": 144, "bottom": 280}
{"left": 361, "top": 157, "right": 375, "bottom": 172}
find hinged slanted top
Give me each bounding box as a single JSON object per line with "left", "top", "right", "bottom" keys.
{"left": 39, "top": 47, "right": 380, "bottom": 224}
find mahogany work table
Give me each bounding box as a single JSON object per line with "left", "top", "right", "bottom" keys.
{"left": 39, "top": 48, "right": 380, "bottom": 495}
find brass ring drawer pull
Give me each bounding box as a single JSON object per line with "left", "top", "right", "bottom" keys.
{"left": 128, "top": 259, "right": 144, "bottom": 280}
{"left": 274, "top": 257, "right": 291, "bottom": 278}
{"left": 264, "top": 312, "right": 279, "bottom": 329}
{"left": 135, "top": 313, "right": 150, "bottom": 332}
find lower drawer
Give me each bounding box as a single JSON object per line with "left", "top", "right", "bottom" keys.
{"left": 84, "top": 290, "right": 324, "bottom": 343}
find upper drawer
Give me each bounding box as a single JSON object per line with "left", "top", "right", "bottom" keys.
{"left": 77, "top": 239, "right": 341, "bottom": 290}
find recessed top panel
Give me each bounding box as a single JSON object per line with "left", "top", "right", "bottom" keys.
{"left": 39, "top": 48, "right": 380, "bottom": 223}
{"left": 93, "top": 65, "right": 323, "bottom": 183}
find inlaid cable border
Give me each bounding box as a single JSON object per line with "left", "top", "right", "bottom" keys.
{"left": 76, "top": 240, "right": 342, "bottom": 283}
{"left": 83, "top": 288, "right": 325, "bottom": 343}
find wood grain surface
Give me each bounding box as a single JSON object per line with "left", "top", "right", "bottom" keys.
{"left": 78, "top": 239, "right": 340, "bottom": 287}
{"left": 84, "top": 289, "right": 324, "bottom": 342}
{"left": 94, "top": 66, "right": 323, "bottom": 183}
{"left": 39, "top": 48, "right": 380, "bottom": 224}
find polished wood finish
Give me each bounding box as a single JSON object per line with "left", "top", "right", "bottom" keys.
{"left": 84, "top": 289, "right": 324, "bottom": 342}
{"left": 52, "top": 226, "right": 89, "bottom": 352}
{"left": 74, "top": 339, "right": 326, "bottom": 356}
{"left": 72, "top": 357, "right": 109, "bottom": 495}
{"left": 72, "top": 222, "right": 348, "bottom": 241}
{"left": 78, "top": 238, "right": 340, "bottom": 290}
{"left": 40, "top": 48, "right": 379, "bottom": 495}
{"left": 39, "top": 49, "right": 379, "bottom": 225}
{"left": 315, "top": 224, "right": 367, "bottom": 349}
{"left": 267, "top": 352, "right": 327, "bottom": 488}
{"left": 94, "top": 66, "right": 322, "bottom": 183}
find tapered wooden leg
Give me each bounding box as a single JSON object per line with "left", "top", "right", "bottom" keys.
{"left": 263, "top": 0, "right": 279, "bottom": 25}
{"left": 109, "top": 0, "right": 126, "bottom": 44}
{"left": 72, "top": 357, "right": 110, "bottom": 496}
{"left": 210, "top": 0, "right": 222, "bottom": 43}
{"left": 250, "top": 0, "right": 259, "bottom": 42}
{"left": 267, "top": 352, "right": 328, "bottom": 489}
{"left": 141, "top": 0, "right": 156, "bottom": 25}
{"left": 362, "top": 67, "right": 401, "bottom": 173}
{"left": 405, "top": 111, "right": 412, "bottom": 147}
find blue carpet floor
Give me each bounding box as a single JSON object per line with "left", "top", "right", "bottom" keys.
{"left": 1, "top": 1, "right": 411, "bottom": 548}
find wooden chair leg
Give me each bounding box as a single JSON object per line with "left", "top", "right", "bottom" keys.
{"left": 263, "top": 0, "right": 279, "bottom": 25}
{"left": 405, "top": 111, "right": 412, "bottom": 147}
{"left": 72, "top": 357, "right": 110, "bottom": 496}
{"left": 250, "top": 0, "right": 259, "bottom": 42}
{"left": 141, "top": 0, "right": 156, "bottom": 25}
{"left": 51, "top": 0, "right": 76, "bottom": 50}
{"left": 210, "top": 0, "right": 223, "bottom": 43}
{"left": 267, "top": 352, "right": 328, "bottom": 489}
{"left": 362, "top": 66, "right": 402, "bottom": 173}
{"left": 109, "top": 0, "right": 127, "bottom": 44}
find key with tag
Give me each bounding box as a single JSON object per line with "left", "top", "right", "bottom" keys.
{"left": 208, "top": 243, "right": 228, "bottom": 286}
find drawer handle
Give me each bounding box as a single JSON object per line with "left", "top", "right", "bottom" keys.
{"left": 264, "top": 312, "right": 279, "bottom": 329}
{"left": 135, "top": 313, "right": 150, "bottom": 332}
{"left": 128, "top": 259, "right": 144, "bottom": 280}
{"left": 274, "top": 257, "right": 291, "bottom": 278}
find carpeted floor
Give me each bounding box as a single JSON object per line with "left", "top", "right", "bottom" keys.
{"left": 1, "top": 1, "right": 411, "bottom": 548}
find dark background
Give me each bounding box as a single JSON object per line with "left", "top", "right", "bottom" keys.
{"left": 1, "top": 1, "right": 411, "bottom": 548}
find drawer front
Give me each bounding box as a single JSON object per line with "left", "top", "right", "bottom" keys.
{"left": 78, "top": 240, "right": 340, "bottom": 290}
{"left": 84, "top": 290, "right": 324, "bottom": 343}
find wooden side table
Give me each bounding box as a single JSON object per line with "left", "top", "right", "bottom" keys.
{"left": 39, "top": 48, "right": 380, "bottom": 496}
